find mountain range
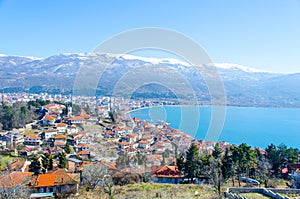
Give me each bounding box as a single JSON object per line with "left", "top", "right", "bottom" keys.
{"left": 0, "top": 53, "right": 299, "bottom": 107}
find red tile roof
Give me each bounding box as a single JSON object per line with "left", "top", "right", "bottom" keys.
{"left": 107, "top": 131, "right": 116, "bottom": 135}
{"left": 118, "top": 142, "right": 130, "bottom": 146}
{"left": 33, "top": 172, "right": 80, "bottom": 187}
{"left": 97, "top": 106, "right": 106, "bottom": 110}
{"left": 54, "top": 135, "right": 66, "bottom": 139}
{"left": 43, "top": 115, "right": 55, "bottom": 121}
{"left": 35, "top": 174, "right": 56, "bottom": 187}
{"left": 139, "top": 140, "right": 149, "bottom": 144}
{"left": 57, "top": 123, "right": 67, "bottom": 127}
{"left": 26, "top": 135, "right": 39, "bottom": 139}
{"left": 154, "top": 166, "right": 181, "bottom": 178}
{"left": 77, "top": 150, "right": 90, "bottom": 155}
{"left": 68, "top": 116, "right": 85, "bottom": 121}
{"left": 0, "top": 172, "right": 33, "bottom": 188}
{"left": 43, "top": 104, "right": 65, "bottom": 110}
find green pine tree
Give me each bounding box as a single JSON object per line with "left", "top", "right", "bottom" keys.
{"left": 212, "top": 144, "right": 222, "bottom": 159}
{"left": 29, "top": 155, "right": 41, "bottom": 175}
{"left": 58, "top": 152, "right": 67, "bottom": 168}
{"left": 176, "top": 153, "right": 185, "bottom": 173}
{"left": 41, "top": 153, "right": 53, "bottom": 173}
{"left": 184, "top": 143, "right": 199, "bottom": 182}
{"left": 64, "top": 143, "right": 72, "bottom": 154}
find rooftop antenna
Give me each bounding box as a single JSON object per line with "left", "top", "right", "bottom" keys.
{"left": 109, "top": 96, "right": 114, "bottom": 112}
{"left": 67, "top": 94, "right": 73, "bottom": 117}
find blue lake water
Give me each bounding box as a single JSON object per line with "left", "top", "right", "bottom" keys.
{"left": 129, "top": 106, "right": 300, "bottom": 148}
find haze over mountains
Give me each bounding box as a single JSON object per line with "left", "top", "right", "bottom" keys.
{"left": 0, "top": 53, "right": 299, "bottom": 107}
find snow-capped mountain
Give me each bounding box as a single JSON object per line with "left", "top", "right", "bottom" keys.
{"left": 0, "top": 53, "right": 299, "bottom": 107}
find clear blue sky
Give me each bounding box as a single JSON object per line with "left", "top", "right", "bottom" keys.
{"left": 0, "top": 0, "right": 299, "bottom": 73}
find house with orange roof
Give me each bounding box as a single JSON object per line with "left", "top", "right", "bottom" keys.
{"left": 119, "top": 133, "right": 136, "bottom": 144}
{"left": 155, "top": 135, "right": 166, "bottom": 142}
{"left": 24, "top": 135, "right": 40, "bottom": 146}
{"left": 75, "top": 143, "right": 90, "bottom": 152}
{"left": 0, "top": 171, "right": 33, "bottom": 197}
{"left": 119, "top": 147, "right": 137, "bottom": 156}
{"left": 0, "top": 171, "right": 33, "bottom": 188}
{"left": 67, "top": 116, "right": 85, "bottom": 125}
{"left": 104, "top": 130, "right": 117, "bottom": 138}
{"left": 138, "top": 139, "right": 150, "bottom": 149}
{"left": 152, "top": 165, "right": 182, "bottom": 184}
{"left": 96, "top": 106, "right": 109, "bottom": 117}
{"left": 127, "top": 133, "right": 136, "bottom": 142}
{"left": 41, "top": 115, "right": 56, "bottom": 126}
{"left": 118, "top": 142, "right": 130, "bottom": 150}
{"left": 141, "top": 134, "right": 155, "bottom": 145}
{"left": 113, "top": 127, "right": 126, "bottom": 136}
{"left": 53, "top": 141, "right": 66, "bottom": 148}
{"left": 43, "top": 103, "right": 65, "bottom": 115}
{"left": 54, "top": 135, "right": 67, "bottom": 142}
{"left": 56, "top": 123, "right": 68, "bottom": 133}
{"left": 77, "top": 150, "right": 90, "bottom": 160}
{"left": 29, "top": 170, "right": 80, "bottom": 195}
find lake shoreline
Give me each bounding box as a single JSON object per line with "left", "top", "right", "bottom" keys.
{"left": 128, "top": 105, "right": 300, "bottom": 149}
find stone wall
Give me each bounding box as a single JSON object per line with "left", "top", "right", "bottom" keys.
{"left": 225, "top": 187, "right": 298, "bottom": 199}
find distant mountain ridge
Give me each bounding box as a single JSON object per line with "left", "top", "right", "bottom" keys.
{"left": 0, "top": 53, "right": 299, "bottom": 107}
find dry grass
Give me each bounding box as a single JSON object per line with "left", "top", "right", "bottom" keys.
{"left": 68, "top": 183, "right": 220, "bottom": 199}
{"left": 20, "top": 128, "right": 37, "bottom": 135}
{"left": 83, "top": 124, "right": 103, "bottom": 131}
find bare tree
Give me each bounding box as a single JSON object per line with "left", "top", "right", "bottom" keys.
{"left": 103, "top": 175, "right": 114, "bottom": 199}
{"left": 204, "top": 157, "right": 225, "bottom": 196}
{"left": 82, "top": 164, "right": 108, "bottom": 190}
{"left": 81, "top": 164, "right": 114, "bottom": 198}
{"left": 255, "top": 154, "right": 272, "bottom": 187}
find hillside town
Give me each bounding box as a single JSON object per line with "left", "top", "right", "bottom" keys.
{"left": 1, "top": 93, "right": 300, "bottom": 198}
